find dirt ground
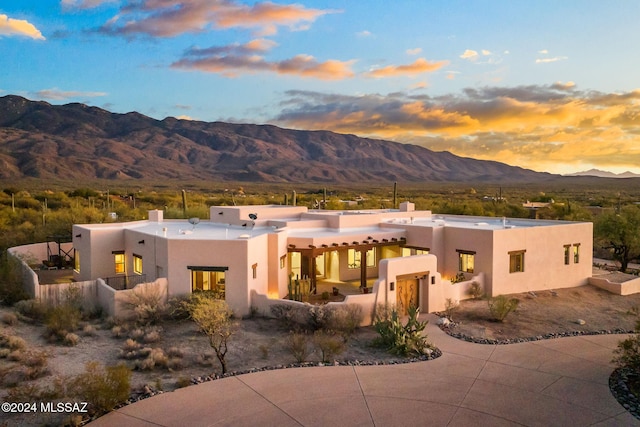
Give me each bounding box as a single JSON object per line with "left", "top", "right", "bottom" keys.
{"left": 1, "top": 284, "right": 639, "bottom": 426}
{"left": 443, "top": 285, "right": 640, "bottom": 341}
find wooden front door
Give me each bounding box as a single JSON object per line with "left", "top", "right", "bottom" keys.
{"left": 397, "top": 278, "right": 419, "bottom": 315}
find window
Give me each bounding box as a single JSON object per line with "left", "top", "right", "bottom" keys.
{"left": 133, "top": 254, "right": 143, "bottom": 275}
{"left": 113, "top": 251, "right": 125, "bottom": 274}
{"left": 74, "top": 250, "right": 80, "bottom": 272}
{"left": 457, "top": 250, "right": 475, "bottom": 273}
{"left": 509, "top": 250, "right": 525, "bottom": 273}
{"left": 416, "top": 249, "right": 429, "bottom": 255}
{"left": 573, "top": 244, "right": 580, "bottom": 263}
{"left": 348, "top": 248, "right": 376, "bottom": 269}
{"left": 280, "top": 255, "right": 286, "bottom": 269}
{"left": 252, "top": 263, "right": 258, "bottom": 279}
{"left": 564, "top": 245, "right": 571, "bottom": 265}
{"left": 402, "top": 248, "right": 429, "bottom": 256}
{"left": 189, "top": 266, "right": 228, "bottom": 298}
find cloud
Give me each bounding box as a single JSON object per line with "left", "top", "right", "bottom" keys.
{"left": 172, "top": 44, "right": 354, "bottom": 80}
{"left": 536, "top": 56, "right": 568, "bottom": 63}
{"left": 272, "top": 85, "right": 640, "bottom": 173}
{"left": 175, "top": 115, "right": 194, "bottom": 120}
{"left": 366, "top": 58, "right": 448, "bottom": 78}
{"left": 98, "top": 0, "right": 337, "bottom": 38}
{"left": 538, "top": 49, "right": 548, "bottom": 54}
{"left": 34, "top": 88, "right": 107, "bottom": 101}
{"left": 460, "top": 49, "right": 478, "bottom": 60}
{"left": 406, "top": 47, "right": 422, "bottom": 56}
{"left": 481, "top": 49, "right": 491, "bottom": 56}
{"left": 61, "top": 0, "right": 117, "bottom": 10}
{"left": 0, "top": 14, "right": 45, "bottom": 40}
{"left": 356, "top": 30, "right": 372, "bottom": 37}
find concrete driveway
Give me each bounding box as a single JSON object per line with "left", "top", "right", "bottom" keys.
{"left": 90, "top": 315, "right": 638, "bottom": 426}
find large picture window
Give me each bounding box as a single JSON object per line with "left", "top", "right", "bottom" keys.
{"left": 189, "top": 266, "right": 228, "bottom": 298}
{"left": 457, "top": 250, "right": 475, "bottom": 273}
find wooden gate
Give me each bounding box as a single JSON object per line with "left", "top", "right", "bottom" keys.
{"left": 396, "top": 278, "right": 419, "bottom": 315}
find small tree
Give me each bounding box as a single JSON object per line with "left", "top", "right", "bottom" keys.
{"left": 188, "top": 296, "right": 236, "bottom": 374}
{"left": 69, "top": 361, "right": 131, "bottom": 416}
{"left": 595, "top": 206, "right": 640, "bottom": 272}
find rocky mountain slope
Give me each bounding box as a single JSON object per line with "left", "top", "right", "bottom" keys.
{"left": 0, "top": 95, "right": 553, "bottom": 183}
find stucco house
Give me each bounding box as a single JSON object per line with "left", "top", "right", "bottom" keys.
{"left": 70, "top": 202, "right": 593, "bottom": 320}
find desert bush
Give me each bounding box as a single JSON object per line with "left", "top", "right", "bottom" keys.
{"left": 137, "top": 348, "right": 168, "bottom": 370}
{"left": 6, "top": 335, "right": 26, "bottom": 350}
{"left": 7, "top": 350, "right": 23, "bottom": 362}
{"left": 488, "top": 295, "right": 519, "bottom": 322}
{"left": 308, "top": 304, "right": 330, "bottom": 331}
{"left": 5, "top": 381, "right": 63, "bottom": 402}
{"left": 111, "top": 325, "right": 128, "bottom": 338}
{"left": 45, "top": 303, "right": 81, "bottom": 341}
{"left": 0, "top": 254, "right": 29, "bottom": 305}
{"left": 82, "top": 324, "right": 97, "bottom": 336}
{"left": 167, "top": 357, "right": 184, "bottom": 371}
{"left": 468, "top": 281, "right": 484, "bottom": 299}
{"left": 373, "top": 305, "right": 430, "bottom": 356}
{"left": 143, "top": 329, "right": 162, "bottom": 344}
{"left": 325, "top": 304, "right": 363, "bottom": 339}
{"left": 122, "top": 338, "right": 141, "bottom": 352}
{"left": 129, "top": 327, "right": 145, "bottom": 340}
{"left": 14, "top": 299, "right": 47, "bottom": 322}
{"left": 286, "top": 331, "right": 311, "bottom": 363}
{"left": 613, "top": 317, "right": 640, "bottom": 374}
{"left": 68, "top": 361, "right": 131, "bottom": 416}
{"left": 444, "top": 298, "right": 459, "bottom": 321}
{"left": 22, "top": 350, "right": 48, "bottom": 369}
{"left": 124, "top": 286, "right": 167, "bottom": 326}
{"left": 313, "top": 330, "right": 345, "bottom": 363}
{"left": 0, "top": 348, "right": 9, "bottom": 358}
{"left": 175, "top": 376, "right": 192, "bottom": 389}
{"left": 1, "top": 311, "right": 18, "bottom": 325}
{"left": 64, "top": 332, "right": 80, "bottom": 346}
{"left": 270, "top": 304, "right": 308, "bottom": 330}
{"left": 166, "top": 346, "right": 184, "bottom": 358}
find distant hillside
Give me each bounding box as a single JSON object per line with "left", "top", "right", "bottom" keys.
{"left": 0, "top": 95, "right": 555, "bottom": 184}
{"left": 566, "top": 169, "right": 640, "bottom": 179}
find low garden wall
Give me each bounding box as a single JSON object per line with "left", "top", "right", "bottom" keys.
{"left": 589, "top": 275, "right": 640, "bottom": 295}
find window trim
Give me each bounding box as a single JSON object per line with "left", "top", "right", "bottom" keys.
{"left": 456, "top": 250, "right": 476, "bottom": 273}
{"left": 112, "top": 250, "right": 125, "bottom": 275}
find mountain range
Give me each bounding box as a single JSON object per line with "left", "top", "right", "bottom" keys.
{"left": 0, "top": 95, "right": 555, "bottom": 184}
{"left": 565, "top": 169, "right": 640, "bottom": 179}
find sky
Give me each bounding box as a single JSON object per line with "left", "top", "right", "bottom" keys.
{"left": 2, "top": 0, "right": 640, "bottom": 175}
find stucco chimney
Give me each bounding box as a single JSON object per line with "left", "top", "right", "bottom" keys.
{"left": 149, "top": 210, "right": 163, "bottom": 223}
{"left": 399, "top": 201, "right": 415, "bottom": 212}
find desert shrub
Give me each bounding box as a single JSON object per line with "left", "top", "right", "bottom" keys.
{"left": 487, "top": 295, "right": 519, "bottom": 322}
{"left": 45, "top": 303, "right": 81, "bottom": 341}
{"left": 0, "top": 348, "right": 9, "bottom": 358}
{"left": 129, "top": 327, "right": 145, "bottom": 340}
{"left": 22, "top": 350, "right": 48, "bottom": 369}
{"left": 196, "top": 353, "right": 213, "bottom": 367}
{"left": 7, "top": 350, "right": 23, "bottom": 361}
{"left": 1, "top": 311, "right": 18, "bottom": 325}
{"left": 175, "top": 376, "right": 192, "bottom": 389}
{"left": 468, "top": 281, "right": 484, "bottom": 299}
{"left": 270, "top": 304, "right": 309, "bottom": 330}
{"left": 325, "top": 305, "right": 363, "bottom": 339}
{"left": 166, "top": 294, "right": 192, "bottom": 320}
{"left": 14, "top": 299, "right": 47, "bottom": 322}
{"left": 82, "top": 324, "right": 97, "bottom": 336}
{"left": 308, "top": 304, "right": 330, "bottom": 331}
{"left": 373, "top": 305, "right": 430, "bottom": 356}
{"left": 258, "top": 344, "right": 269, "bottom": 359}
{"left": 0, "top": 254, "right": 29, "bottom": 305}
{"left": 143, "top": 329, "right": 162, "bottom": 344}
{"left": 124, "top": 286, "right": 167, "bottom": 326}
{"left": 137, "top": 348, "right": 168, "bottom": 371}
{"left": 166, "top": 346, "right": 184, "bottom": 358}
{"left": 122, "top": 338, "right": 141, "bottom": 352}
{"left": 5, "top": 335, "right": 27, "bottom": 350}
{"left": 68, "top": 361, "right": 131, "bottom": 416}
{"left": 444, "top": 298, "right": 459, "bottom": 321}
{"left": 167, "top": 357, "right": 183, "bottom": 371}
{"left": 5, "top": 381, "right": 63, "bottom": 402}
{"left": 313, "top": 330, "right": 345, "bottom": 363}
{"left": 111, "top": 325, "right": 128, "bottom": 338}
{"left": 286, "top": 331, "right": 311, "bottom": 363}
{"left": 613, "top": 318, "right": 640, "bottom": 374}
{"left": 64, "top": 332, "right": 80, "bottom": 346}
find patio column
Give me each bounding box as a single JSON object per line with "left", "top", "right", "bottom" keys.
{"left": 360, "top": 248, "right": 367, "bottom": 288}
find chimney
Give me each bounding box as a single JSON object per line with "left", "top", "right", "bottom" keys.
{"left": 399, "top": 201, "right": 415, "bottom": 212}
{"left": 149, "top": 210, "right": 164, "bottom": 223}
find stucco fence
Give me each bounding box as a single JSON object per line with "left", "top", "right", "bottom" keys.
{"left": 589, "top": 275, "right": 640, "bottom": 295}
{"left": 8, "top": 242, "right": 168, "bottom": 319}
